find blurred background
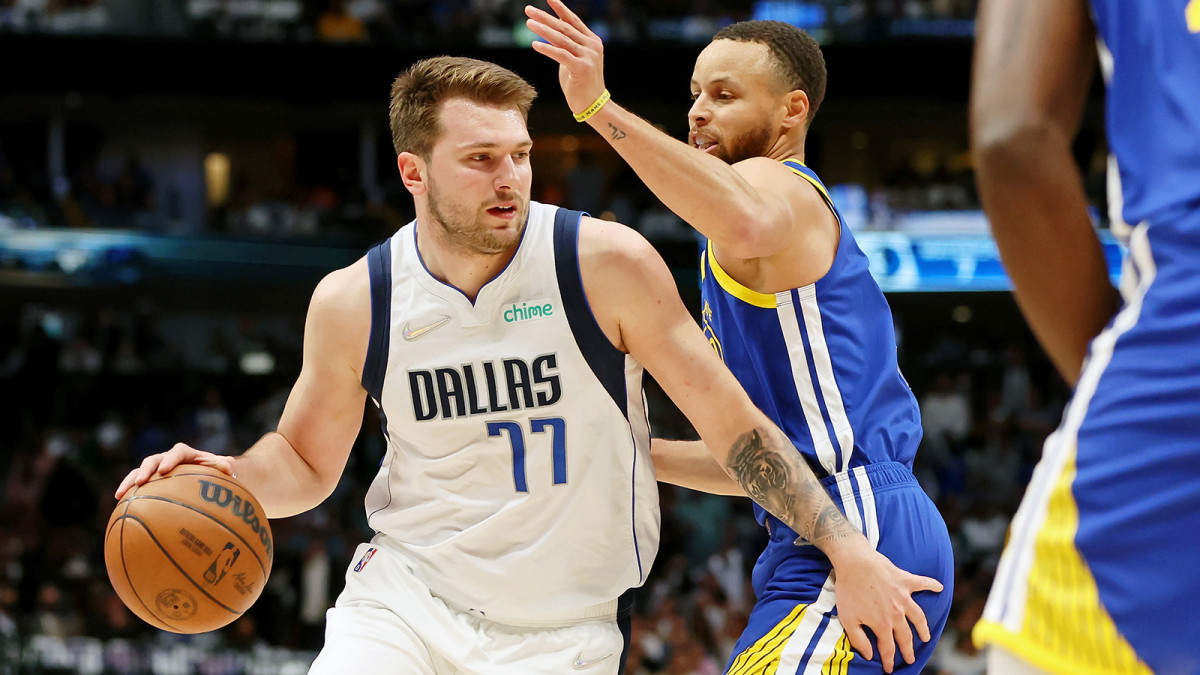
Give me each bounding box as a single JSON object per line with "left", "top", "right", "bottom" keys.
{"left": 0, "top": 1, "right": 1118, "bottom": 673}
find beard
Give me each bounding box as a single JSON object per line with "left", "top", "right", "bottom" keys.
{"left": 427, "top": 176, "right": 528, "bottom": 255}
{"left": 710, "top": 121, "right": 774, "bottom": 165}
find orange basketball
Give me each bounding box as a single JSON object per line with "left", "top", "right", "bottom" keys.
{"left": 104, "top": 464, "right": 273, "bottom": 634}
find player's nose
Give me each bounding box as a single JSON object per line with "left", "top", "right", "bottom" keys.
{"left": 688, "top": 97, "right": 710, "bottom": 127}
{"left": 494, "top": 155, "right": 521, "bottom": 191}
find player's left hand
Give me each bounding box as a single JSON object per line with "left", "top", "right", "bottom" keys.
{"left": 825, "top": 539, "right": 943, "bottom": 673}
{"left": 524, "top": 0, "right": 608, "bottom": 119}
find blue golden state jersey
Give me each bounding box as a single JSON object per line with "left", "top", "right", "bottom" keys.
{"left": 699, "top": 160, "right": 922, "bottom": 527}
{"left": 1090, "top": 0, "right": 1200, "bottom": 229}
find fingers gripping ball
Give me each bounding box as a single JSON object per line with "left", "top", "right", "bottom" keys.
{"left": 104, "top": 465, "right": 273, "bottom": 634}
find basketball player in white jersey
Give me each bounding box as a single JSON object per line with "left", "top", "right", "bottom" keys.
{"left": 116, "top": 56, "right": 939, "bottom": 674}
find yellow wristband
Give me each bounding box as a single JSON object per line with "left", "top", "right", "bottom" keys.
{"left": 573, "top": 89, "right": 611, "bottom": 122}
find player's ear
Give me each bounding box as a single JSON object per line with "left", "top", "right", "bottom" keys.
{"left": 781, "top": 89, "right": 810, "bottom": 131}
{"left": 398, "top": 152, "right": 427, "bottom": 196}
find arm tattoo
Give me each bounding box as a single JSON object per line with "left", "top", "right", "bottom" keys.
{"left": 608, "top": 123, "right": 627, "bottom": 141}
{"left": 725, "top": 429, "right": 858, "bottom": 548}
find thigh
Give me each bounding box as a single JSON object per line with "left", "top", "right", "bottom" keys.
{"left": 727, "top": 482, "right": 952, "bottom": 675}
{"left": 463, "top": 617, "right": 627, "bottom": 675}
{"left": 310, "top": 543, "right": 467, "bottom": 675}
{"left": 309, "top": 603, "right": 440, "bottom": 675}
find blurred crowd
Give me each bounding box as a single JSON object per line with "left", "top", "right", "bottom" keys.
{"left": 0, "top": 0, "right": 978, "bottom": 45}
{"left": 0, "top": 297, "right": 1065, "bottom": 674}
{"left": 0, "top": 139, "right": 998, "bottom": 249}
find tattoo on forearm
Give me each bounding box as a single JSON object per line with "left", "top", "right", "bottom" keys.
{"left": 726, "top": 429, "right": 796, "bottom": 515}
{"left": 725, "top": 429, "right": 857, "bottom": 548}
{"left": 608, "top": 123, "right": 626, "bottom": 141}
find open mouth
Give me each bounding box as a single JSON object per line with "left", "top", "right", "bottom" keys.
{"left": 487, "top": 205, "right": 518, "bottom": 218}
{"left": 691, "top": 137, "right": 718, "bottom": 154}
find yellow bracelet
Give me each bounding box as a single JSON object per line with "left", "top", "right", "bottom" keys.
{"left": 573, "top": 89, "right": 611, "bottom": 122}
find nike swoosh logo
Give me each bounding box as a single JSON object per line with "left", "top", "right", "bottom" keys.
{"left": 401, "top": 317, "right": 450, "bottom": 341}
{"left": 572, "top": 652, "right": 613, "bottom": 670}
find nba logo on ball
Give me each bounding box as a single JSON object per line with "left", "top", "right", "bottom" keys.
{"left": 354, "top": 547, "right": 377, "bottom": 572}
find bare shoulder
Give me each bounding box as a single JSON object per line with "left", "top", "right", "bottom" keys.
{"left": 576, "top": 215, "right": 662, "bottom": 270}
{"left": 305, "top": 257, "right": 372, "bottom": 371}
{"left": 575, "top": 216, "right": 678, "bottom": 352}
{"left": 734, "top": 157, "right": 826, "bottom": 208}
{"left": 311, "top": 257, "right": 371, "bottom": 318}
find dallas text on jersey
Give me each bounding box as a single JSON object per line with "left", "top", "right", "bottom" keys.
{"left": 407, "top": 353, "right": 562, "bottom": 421}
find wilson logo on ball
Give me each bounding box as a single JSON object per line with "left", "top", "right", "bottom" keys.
{"left": 197, "top": 480, "right": 274, "bottom": 560}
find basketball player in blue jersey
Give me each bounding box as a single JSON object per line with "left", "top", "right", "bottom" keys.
{"left": 527, "top": 3, "right": 953, "bottom": 673}
{"left": 971, "top": 1, "right": 1200, "bottom": 673}
{"left": 115, "top": 56, "right": 941, "bottom": 674}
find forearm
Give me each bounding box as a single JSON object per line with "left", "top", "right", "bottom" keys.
{"left": 975, "top": 128, "right": 1119, "bottom": 384}
{"left": 651, "top": 439, "right": 745, "bottom": 496}
{"left": 584, "top": 102, "right": 766, "bottom": 244}
{"left": 230, "top": 431, "right": 334, "bottom": 519}
{"left": 720, "top": 425, "right": 866, "bottom": 560}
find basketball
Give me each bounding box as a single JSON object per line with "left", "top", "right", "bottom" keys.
{"left": 104, "top": 464, "right": 274, "bottom": 634}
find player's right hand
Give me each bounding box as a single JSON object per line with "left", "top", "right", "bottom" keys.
{"left": 524, "top": 0, "right": 608, "bottom": 119}
{"left": 824, "top": 538, "right": 943, "bottom": 673}
{"left": 114, "top": 444, "right": 235, "bottom": 500}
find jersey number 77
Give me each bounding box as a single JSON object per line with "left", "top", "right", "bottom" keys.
{"left": 487, "top": 418, "right": 567, "bottom": 493}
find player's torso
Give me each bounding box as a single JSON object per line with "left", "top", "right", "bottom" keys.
{"left": 1089, "top": 0, "right": 1200, "bottom": 230}
{"left": 361, "top": 203, "right": 659, "bottom": 623}
{"left": 699, "top": 163, "right": 921, "bottom": 488}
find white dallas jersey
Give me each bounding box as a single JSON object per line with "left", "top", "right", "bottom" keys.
{"left": 359, "top": 202, "right": 660, "bottom": 625}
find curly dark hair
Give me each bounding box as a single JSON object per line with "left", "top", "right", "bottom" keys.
{"left": 712, "top": 20, "right": 826, "bottom": 124}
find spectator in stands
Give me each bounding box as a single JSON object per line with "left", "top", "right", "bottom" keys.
{"left": 316, "top": 0, "right": 365, "bottom": 41}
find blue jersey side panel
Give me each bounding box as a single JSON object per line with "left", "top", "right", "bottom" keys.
{"left": 1089, "top": 0, "right": 1200, "bottom": 225}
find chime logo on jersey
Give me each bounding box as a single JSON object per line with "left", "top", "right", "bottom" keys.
{"left": 353, "top": 547, "right": 377, "bottom": 572}
{"left": 503, "top": 298, "right": 555, "bottom": 323}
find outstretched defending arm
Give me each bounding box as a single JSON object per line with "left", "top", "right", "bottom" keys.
{"left": 525, "top": 0, "right": 824, "bottom": 261}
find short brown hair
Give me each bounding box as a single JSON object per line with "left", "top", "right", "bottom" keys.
{"left": 389, "top": 56, "right": 538, "bottom": 157}
{"left": 712, "top": 21, "right": 826, "bottom": 124}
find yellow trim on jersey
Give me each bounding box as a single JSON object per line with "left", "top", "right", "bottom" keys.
{"left": 726, "top": 604, "right": 808, "bottom": 675}
{"left": 973, "top": 442, "right": 1152, "bottom": 675}
{"left": 705, "top": 239, "right": 777, "bottom": 309}
{"left": 781, "top": 159, "right": 832, "bottom": 201}
{"left": 1187, "top": 0, "right": 1200, "bottom": 33}
{"left": 821, "top": 633, "right": 854, "bottom": 675}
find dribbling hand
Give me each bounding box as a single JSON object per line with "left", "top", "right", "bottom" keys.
{"left": 114, "top": 443, "right": 235, "bottom": 500}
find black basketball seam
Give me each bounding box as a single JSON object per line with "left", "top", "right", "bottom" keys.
{"left": 124, "top": 493, "right": 270, "bottom": 574}
{"left": 113, "top": 513, "right": 244, "bottom": 617}
{"left": 115, "top": 491, "right": 186, "bottom": 634}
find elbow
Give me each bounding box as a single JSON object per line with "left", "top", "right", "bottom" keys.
{"left": 971, "top": 115, "right": 1060, "bottom": 181}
